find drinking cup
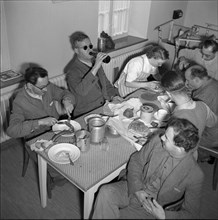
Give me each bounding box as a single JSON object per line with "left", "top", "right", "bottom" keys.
{"left": 156, "top": 109, "right": 168, "bottom": 121}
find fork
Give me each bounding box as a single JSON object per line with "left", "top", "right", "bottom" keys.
{"left": 67, "top": 152, "right": 74, "bottom": 166}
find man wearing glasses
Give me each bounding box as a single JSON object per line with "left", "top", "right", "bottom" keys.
{"left": 177, "top": 38, "right": 218, "bottom": 80}
{"left": 7, "top": 66, "right": 76, "bottom": 186}
{"left": 64, "top": 31, "right": 121, "bottom": 117}
{"left": 7, "top": 66, "right": 75, "bottom": 139}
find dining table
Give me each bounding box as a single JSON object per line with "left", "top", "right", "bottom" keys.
{"left": 26, "top": 88, "right": 169, "bottom": 219}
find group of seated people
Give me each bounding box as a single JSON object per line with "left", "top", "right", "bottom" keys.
{"left": 6, "top": 30, "right": 218, "bottom": 219}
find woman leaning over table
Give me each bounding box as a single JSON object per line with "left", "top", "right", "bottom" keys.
{"left": 160, "top": 70, "right": 217, "bottom": 150}
{"left": 114, "top": 44, "right": 169, "bottom": 98}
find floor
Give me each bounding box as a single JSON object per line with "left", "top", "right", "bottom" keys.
{"left": 1, "top": 138, "right": 218, "bottom": 219}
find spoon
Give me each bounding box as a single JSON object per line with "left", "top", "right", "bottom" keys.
{"left": 66, "top": 152, "right": 74, "bottom": 166}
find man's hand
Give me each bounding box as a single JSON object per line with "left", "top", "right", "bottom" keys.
{"left": 135, "top": 190, "right": 150, "bottom": 204}
{"left": 63, "top": 99, "right": 74, "bottom": 116}
{"left": 178, "top": 56, "right": 190, "bottom": 70}
{"left": 142, "top": 198, "right": 166, "bottom": 220}
{"left": 111, "top": 96, "right": 124, "bottom": 103}
{"left": 92, "top": 52, "right": 108, "bottom": 76}
{"left": 38, "top": 117, "right": 57, "bottom": 126}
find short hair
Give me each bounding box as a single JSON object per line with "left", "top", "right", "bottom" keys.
{"left": 167, "top": 117, "right": 199, "bottom": 152}
{"left": 160, "top": 70, "right": 188, "bottom": 93}
{"left": 187, "top": 65, "right": 209, "bottom": 79}
{"left": 69, "top": 31, "right": 89, "bottom": 50}
{"left": 200, "top": 39, "right": 218, "bottom": 53}
{"left": 146, "top": 45, "right": 169, "bottom": 60}
{"left": 25, "top": 67, "right": 48, "bottom": 85}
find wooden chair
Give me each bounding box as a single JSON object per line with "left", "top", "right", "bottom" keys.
{"left": 198, "top": 145, "right": 218, "bottom": 191}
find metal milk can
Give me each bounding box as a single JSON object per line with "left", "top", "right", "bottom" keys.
{"left": 88, "top": 117, "right": 106, "bottom": 143}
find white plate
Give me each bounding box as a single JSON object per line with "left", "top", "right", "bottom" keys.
{"left": 84, "top": 114, "right": 102, "bottom": 124}
{"left": 48, "top": 143, "right": 80, "bottom": 164}
{"left": 52, "top": 120, "right": 81, "bottom": 137}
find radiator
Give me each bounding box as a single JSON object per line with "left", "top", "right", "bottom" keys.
{"left": 0, "top": 47, "right": 144, "bottom": 143}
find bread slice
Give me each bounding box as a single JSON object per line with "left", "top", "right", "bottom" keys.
{"left": 128, "top": 119, "right": 149, "bottom": 137}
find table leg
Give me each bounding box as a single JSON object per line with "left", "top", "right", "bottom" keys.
{"left": 83, "top": 189, "right": 95, "bottom": 219}
{"left": 38, "top": 154, "right": 47, "bottom": 208}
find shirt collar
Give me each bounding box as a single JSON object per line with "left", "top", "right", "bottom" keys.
{"left": 25, "top": 84, "right": 42, "bottom": 100}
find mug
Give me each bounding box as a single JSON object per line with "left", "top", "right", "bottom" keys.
{"left": 75, "top": 130, "right": 90, "bottom": 152}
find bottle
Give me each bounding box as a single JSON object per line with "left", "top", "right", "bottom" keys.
{"left": 89, "top": 51, "right": 111, "bottom": 64}
{"left": 97, "top": 37, "right": 106, "bottom": 52}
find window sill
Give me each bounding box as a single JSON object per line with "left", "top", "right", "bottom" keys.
{"left": 104, "top": 35, "right": 148, "bottom": 58}
{"left": 0, "top": 75, "right": 25, "bottom": 94}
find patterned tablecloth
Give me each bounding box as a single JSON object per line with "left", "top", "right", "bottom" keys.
{"left": 27, "top": 110, "right": 136, "bottom": 192}
{"left": 27, "top": 89, "right": 167, "bottom": 192}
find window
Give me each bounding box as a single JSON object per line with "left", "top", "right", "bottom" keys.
{"left": 98, "top": 0, "right": 130, "bottom": 39}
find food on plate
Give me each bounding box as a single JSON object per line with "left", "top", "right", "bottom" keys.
{"left": 128, "top": 119, "right": 149, "bottom": 136}
{"left": 123, "top": 108, "right": 134, "bottom": 118}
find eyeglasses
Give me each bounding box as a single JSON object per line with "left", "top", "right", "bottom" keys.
{"left": 77, "top": 44, "right": 93, "bottom": 50}
{"left": 33, "top": 82, "right": 50, "bottom": 91}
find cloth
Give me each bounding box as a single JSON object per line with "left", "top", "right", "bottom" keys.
{"left": 92, "top": 135, "right": 204, "bottom": 219}
{"left": 66, "top": 57, "right": 118, "bottom": 117}
{"left": 105, "top": 98, "right": 146, "bottom": 151}
{"left": 114, "top": 54, "right": 159, "bottom": 97}
{"left": 192, "top": 79, "right": 218, "bottom": 147}
{"left": 173, "top": 101, "right": 217, "bottom": 137}
{"left": 7, "top": 83, "right": 75, "bottom": 139}
{"left": 179, "top": 48, "right": 218, "bottom": 80}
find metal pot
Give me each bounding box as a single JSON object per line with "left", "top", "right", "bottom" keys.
{"left": 88, "top": 117, "right": 106, "bottom": 143}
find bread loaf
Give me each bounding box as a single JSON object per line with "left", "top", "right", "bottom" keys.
{"left": 123, "top": 108, "right": 134, "bottom": 118}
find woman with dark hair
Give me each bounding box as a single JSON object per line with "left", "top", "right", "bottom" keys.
{"left": 114, "top": 44, "right": 169, "bottom": 97}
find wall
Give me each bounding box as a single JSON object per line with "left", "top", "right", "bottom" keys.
{"left": 1, "top": 1, "right": 11, "bottom": 72}
{"left": 3, "top": 0, "right": 98, "bottom": 77}
{"left": 146, "top": 1, "right": 188, "bottom": 68}
{"left": 129, "top": 0, "right": 151, "bottom": 39}
{"left": 147, "top": 0, "right": 188, "bottom": 42}
{"left": 184, "top": 1, "right": 218, "bottom": 28}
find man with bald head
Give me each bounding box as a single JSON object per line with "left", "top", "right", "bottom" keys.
{"left": 178, "top": 39, "right": 218, "bottom": 80}
{"left": 185, "top": 64, "right": 218, "bottom": 162}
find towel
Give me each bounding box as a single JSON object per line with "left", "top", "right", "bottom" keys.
{"left": 105, "top": 98, "right": 142, "bottom": 118}
{"left": 107, "top": 117, "right": 144, "bottom": 151}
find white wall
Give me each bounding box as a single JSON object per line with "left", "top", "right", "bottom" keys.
{"left": 147, "top": 0, "right": 188, "bottom": 42}
{"left": 3, "top": 0, "right": 98, "bottom": 77}
{"left": 1, "top": 1, "right": 11, "bottom": 72}
{"left": 184, "top": 1, "right": 218, "bottom": 28}
{"left": 129, "top": 1, "right": 151, "bottom": 38}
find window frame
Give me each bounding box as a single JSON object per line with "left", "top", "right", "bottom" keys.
{"left": 98, "top": 0, "right": 131, "bottom": 39}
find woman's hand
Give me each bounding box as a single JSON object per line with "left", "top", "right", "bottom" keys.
{"left": 147, "top": 81, "right": 161, "bottom": 91}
